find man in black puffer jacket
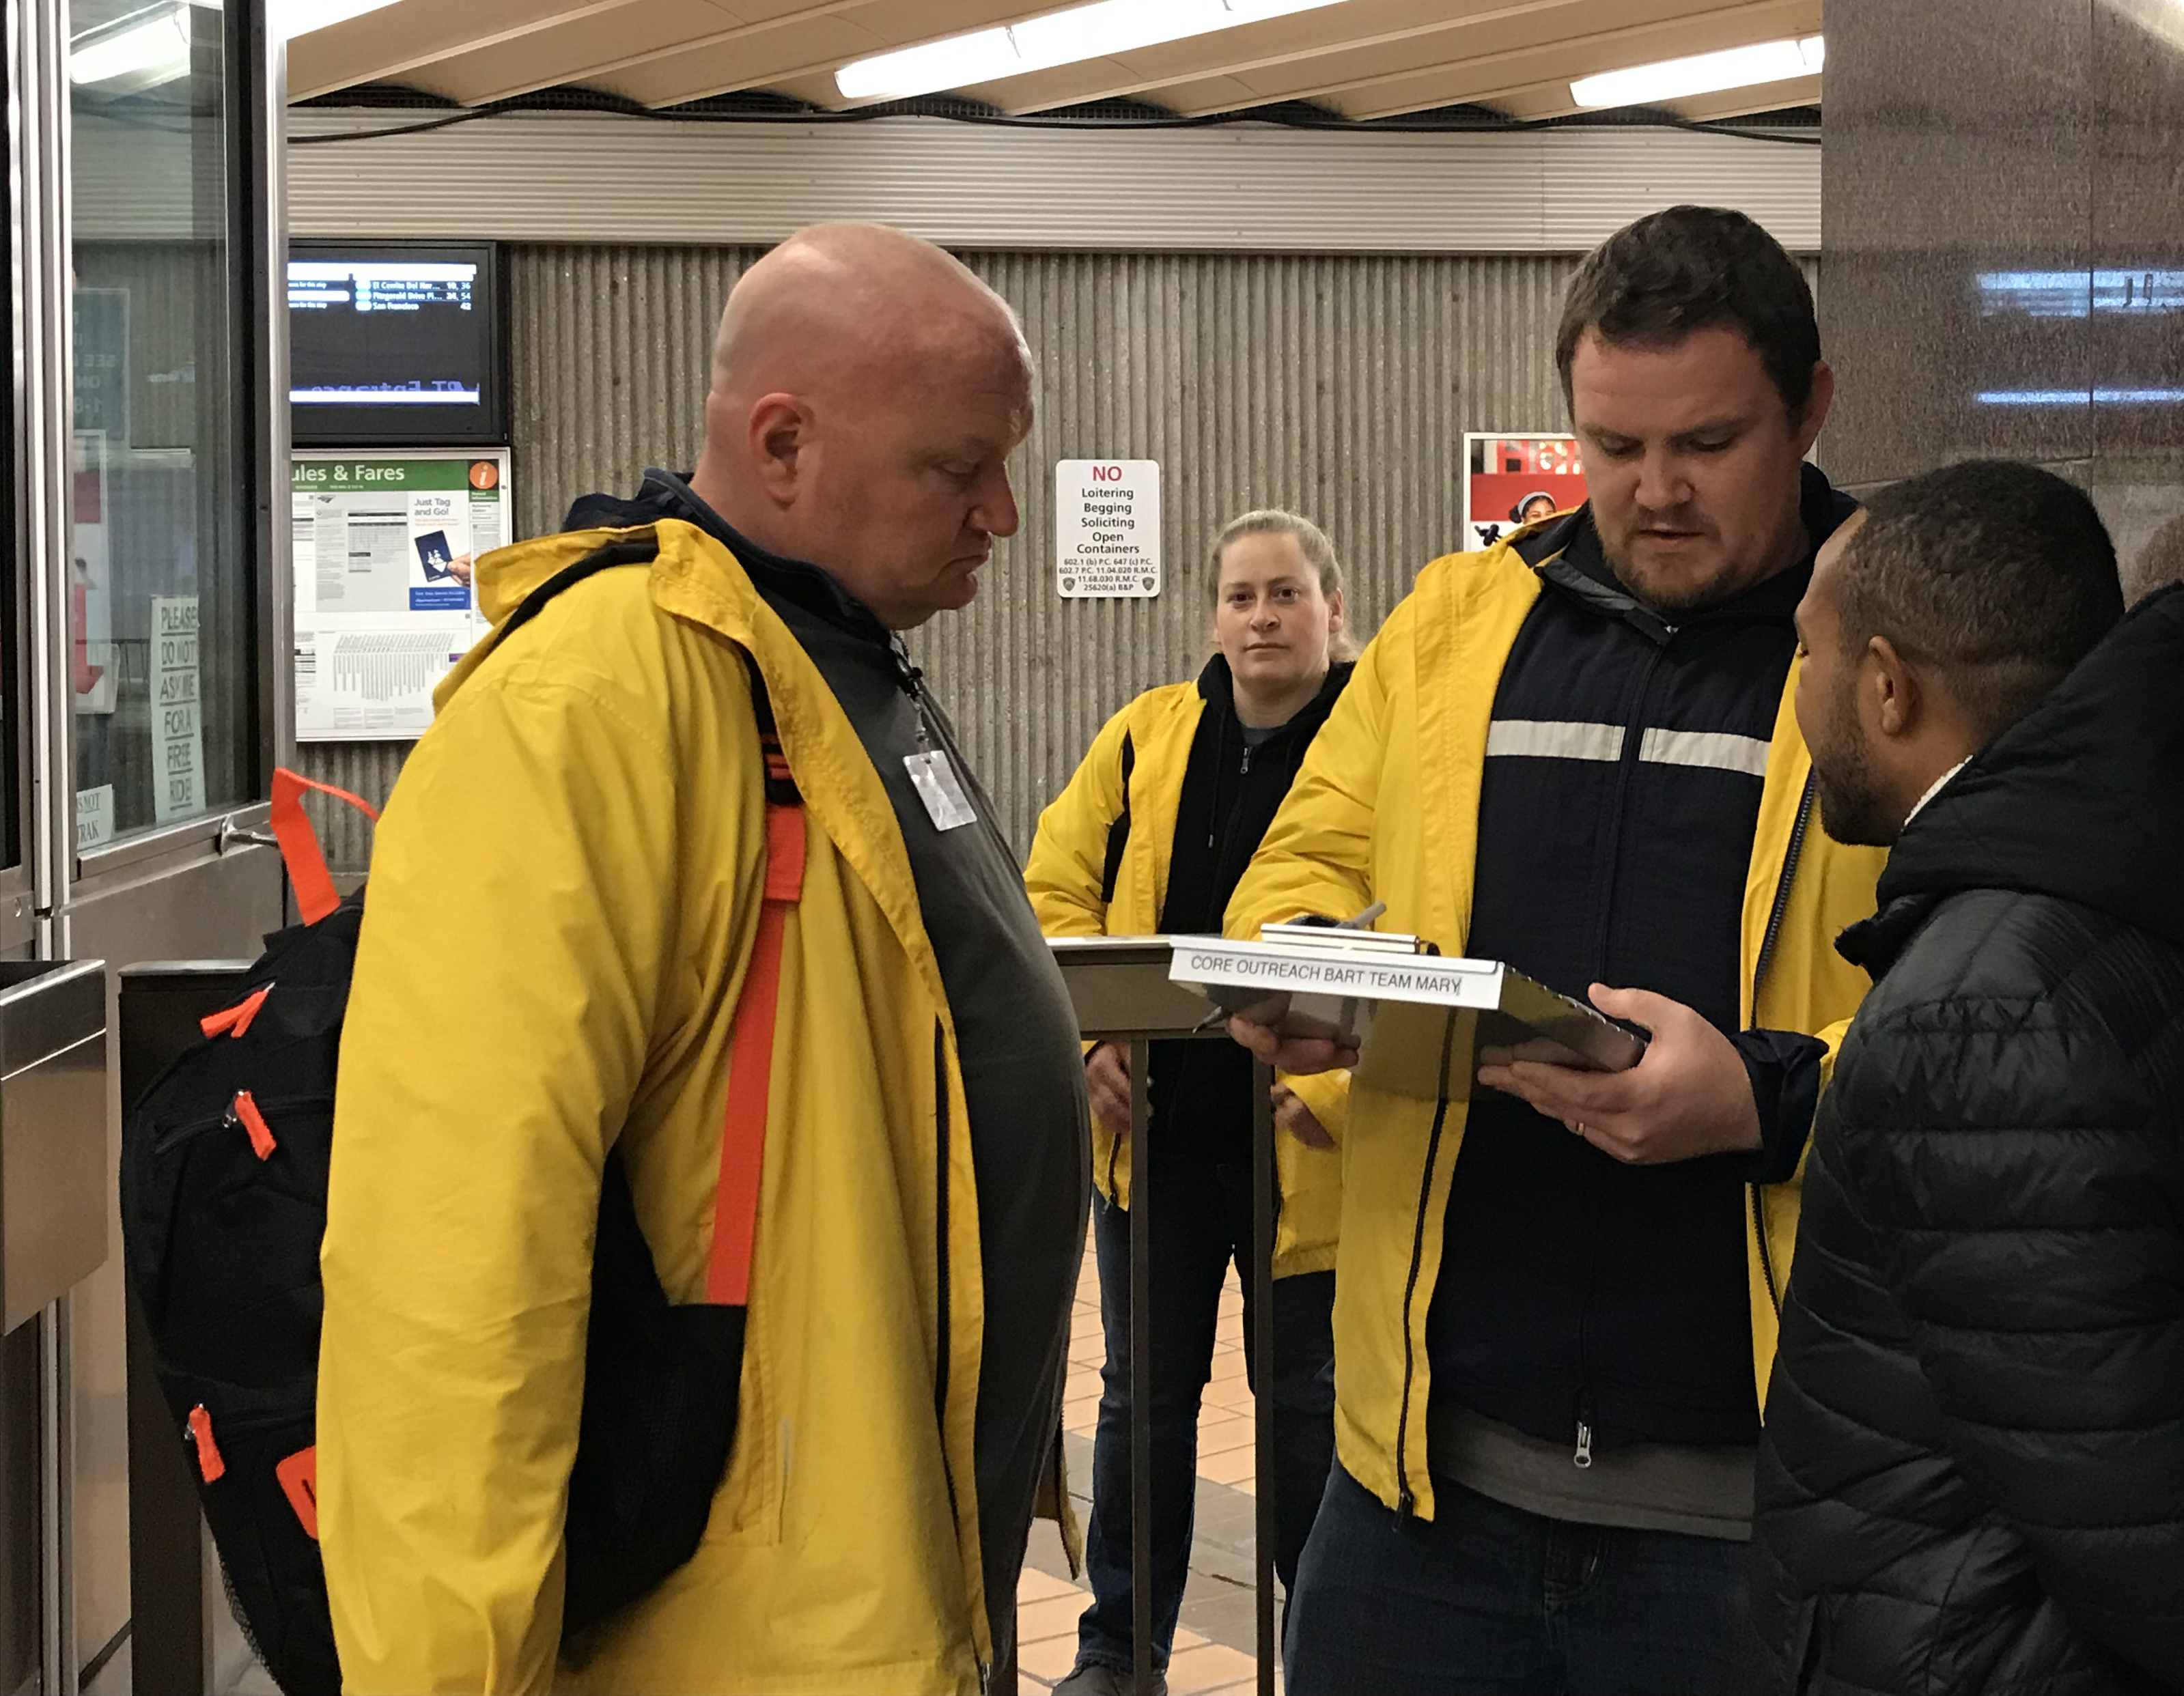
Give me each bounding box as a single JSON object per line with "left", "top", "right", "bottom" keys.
{"left": 1751, "top": 458, "right": 2184, "bottom": 1694}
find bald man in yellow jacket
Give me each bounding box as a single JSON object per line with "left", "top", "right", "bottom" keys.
{"left": 319, "top": 227, "right": 1088, "bottom": 1694}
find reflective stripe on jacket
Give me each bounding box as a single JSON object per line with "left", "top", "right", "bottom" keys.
{"left": 1025, "top": 679, "right": 1347, "bottom": 1277}
{"left": 1225, "top": 535, "right": 1887, "bottom": 1523}
{"left": 320, "top": 519, "right": 993, "bottom": 1693}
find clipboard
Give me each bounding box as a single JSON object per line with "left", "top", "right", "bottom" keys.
{"left": 1167, "top": 933, "right": 1647, "bottom": 1102}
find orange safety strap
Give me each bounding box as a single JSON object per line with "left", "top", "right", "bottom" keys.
{"left": 270, "top": 767, "right": 380, "bottom": 927}
{"left": 187, "top": 1405, "right": 225, "bottom": 1484}
{"left": 200, "top": 985, "right": 271, "bottom": 1041}
{"left": 276, "top": 1447, "right": 319, "bottom": 1540}
{"left": 703, "top": 791, "right": 806, "bottom": 1307}
{"left": 232, "top": 1091, "right": 277, "bottom": 1161}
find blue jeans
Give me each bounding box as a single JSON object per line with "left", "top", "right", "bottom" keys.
{"left": 1284, "top": 1464, "right": 1751, "bottom": 1695}
{"left": 1076, "top": 1172, "right": 1336, "bottom": 1674}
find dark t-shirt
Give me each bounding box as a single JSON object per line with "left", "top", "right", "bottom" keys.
{"left": 596, "top": 474, "right": 1089, "bottom": 1663}
{"left": 764, "top": 603, "right": 1088, "bottom": 1656}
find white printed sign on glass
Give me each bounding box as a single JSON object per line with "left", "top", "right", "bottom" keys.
{"left": 150, "top": 596, "right": 205, "bottom": 825}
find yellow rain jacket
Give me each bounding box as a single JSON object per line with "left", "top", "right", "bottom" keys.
{"left": 320, "top": 520, "right": 1002, "bottom": 1694}
{"left": 1024, "top": 677, "right": 1347, "bottom": 1277}
{"left": 1226, "top": 535, "right": 1887, "bottom": 1523}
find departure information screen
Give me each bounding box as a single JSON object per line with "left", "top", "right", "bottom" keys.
{"left": 289, "top": 259, "right": 484, "bottom": 408}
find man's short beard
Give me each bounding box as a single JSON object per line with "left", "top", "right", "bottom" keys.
{"left": 1812, "top": 721, "right": 1901, "bottom": 847}
{"left": 1601, "top": 535, "right": 1751, "bottom": 616}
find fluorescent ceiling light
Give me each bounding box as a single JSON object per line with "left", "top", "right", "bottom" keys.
{"left": 274, "top": 0, "right": 403, "bottom": 40}
{"left": 1570, "top": 33, "right": 1823, "bottom": 110}
{"left": 70, "top": 9, "right": 191, "bottom": 87}
{"left": 837, "top": 0, "right": 1348, "bottom": 102}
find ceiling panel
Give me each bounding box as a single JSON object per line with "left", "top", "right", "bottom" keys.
{"left": 602, "top": 0, "right": 1050, "bottom": 106}
{"left": 1124, "top": 0, "right": 1814, "bottom": 117}
{"left": 1662, "top": 75, "right": 1821, "bottom": 120}
{"left": 402, "top": 1, "right": 748, "bottom": 103}
{"left": 287, "top": 0, "right": 634, "bottom": 102}
{"left": 286, "top": 0, "right": 1828, "bottom": 124}
{"left": 1326, "top": 1, "right": 1818, "bottom": 118}
{"left": 1442, "top": 69, "right": 1819, "bottom": 121}
{"left": 951, "top": 0, "right": 1669, "bottom": 115}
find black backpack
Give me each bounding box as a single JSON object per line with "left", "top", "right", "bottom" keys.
{"left": 119, "top": 533, "right": 807, "bottom": 1695}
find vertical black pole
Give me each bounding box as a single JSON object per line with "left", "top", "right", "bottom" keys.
{"left": 1129, "top": 1039, "right": 1154, "bottom": 1696}
{"left": 1251, "top": 1062, "right": 1277, "bottom": 1693}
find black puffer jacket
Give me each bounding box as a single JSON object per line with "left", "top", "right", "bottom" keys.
{"left": 1751, "top": 585, "right": 2184, "bottom": 1695}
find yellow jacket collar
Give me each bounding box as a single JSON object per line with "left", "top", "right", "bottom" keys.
{"left": 455, "top": 519, "right": 961, "bottom": 1027}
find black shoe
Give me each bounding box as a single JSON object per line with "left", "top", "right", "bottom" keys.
{"left": 1052, "top": 1661, "right": 1167, "bottom": 1696}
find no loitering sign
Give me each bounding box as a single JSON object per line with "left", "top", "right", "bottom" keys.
{"left": 1055, "top": 459, "right": 1161, "bottom": 598}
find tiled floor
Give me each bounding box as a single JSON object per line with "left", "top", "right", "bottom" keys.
{"left": 1013, "top": 1244, "right": 1280, "bottom": 1695}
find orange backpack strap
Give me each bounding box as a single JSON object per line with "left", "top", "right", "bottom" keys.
{"left": 269, "top": 768, "right": 380, "bottom": 925}
{"left": 705, "top": 653, "right": 805, "bottom": 1308}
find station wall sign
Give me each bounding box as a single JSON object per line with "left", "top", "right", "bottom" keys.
{"left": 292, "top": 448, "right": 510, "bottom": 741}
{"left": 1463, "top": 433, "right": 1587, "bottom": 552}
{"left": 1055, "top": 459, "right": 1161, "bottom": 598}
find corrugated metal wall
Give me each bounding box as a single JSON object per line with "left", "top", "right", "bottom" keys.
{"left": 300, "top": 245, "right": 1819, "bottom": 868}
{"left": 285, "top": 113, "right": 1823, "bottom": 255}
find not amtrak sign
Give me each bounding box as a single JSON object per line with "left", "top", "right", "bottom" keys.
{"left": 1055, "top": 459, "right": 1162, "bottom": 598}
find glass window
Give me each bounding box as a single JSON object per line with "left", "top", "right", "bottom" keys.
{"left": 70, "top": 0, "right": 255, "bottom": 850}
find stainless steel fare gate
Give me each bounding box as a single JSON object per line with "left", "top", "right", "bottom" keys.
{"left": 1048, "top": 937, "right": 1281, "bottom": 1696}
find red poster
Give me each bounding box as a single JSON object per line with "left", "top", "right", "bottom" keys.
{"left": 1464, "top": 433, "right": 1588, "bottom": 552}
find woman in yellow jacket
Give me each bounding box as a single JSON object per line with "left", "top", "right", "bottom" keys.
{"left": 1024, "top": 509, "right": 1356, "bottom": 1695}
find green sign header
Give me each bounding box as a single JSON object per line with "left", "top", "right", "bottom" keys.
{"left": 291, "top": 456, "right": 500, "bottom": 496}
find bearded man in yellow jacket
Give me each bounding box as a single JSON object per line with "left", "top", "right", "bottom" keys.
{"left": 318, "top": 225, "right": 1090, "bottom": 1694}
{"left": 1227, "top": 207, "right": 1890, "bottom": 1693}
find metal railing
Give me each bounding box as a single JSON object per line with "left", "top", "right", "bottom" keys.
{"left": 1047, "top": 937, "right": 1281, "bottom": 1696}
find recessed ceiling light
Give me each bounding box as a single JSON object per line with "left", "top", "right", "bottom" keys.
{"left": 837, "top": 0, "right": 1352, "bottom": 102}
{"left": 1569, "top": 33, "right": 1824, "bottom": 110}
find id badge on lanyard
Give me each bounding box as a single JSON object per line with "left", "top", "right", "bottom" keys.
{"left": 906, "top": 745, "right": 977, "bottom": 831}
{"left": 897, "top": 640, "right": 978, "bottom": 831}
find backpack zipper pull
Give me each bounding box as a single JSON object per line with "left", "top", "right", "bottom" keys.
{"left": 232, "top": 1091, "right": 277, "bottom": 1161}
{"left": 185, "top": 1404, "right": 225, "bottom": 1484}
{"left": 1573, "top": 1420, "right": 1593, "bottom": 1470}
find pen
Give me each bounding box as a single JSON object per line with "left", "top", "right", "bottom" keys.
{"left": 1336, "top": 901, "right": 1387, "bottom": 930}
